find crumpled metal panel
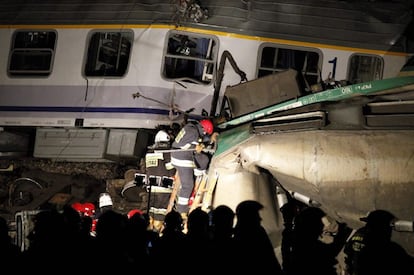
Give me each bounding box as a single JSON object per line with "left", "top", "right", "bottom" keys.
{"left": 210, "top": 129, "right": 414, "bottom": 255}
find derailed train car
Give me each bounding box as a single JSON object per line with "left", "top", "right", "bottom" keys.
{"left": 0, "top": 0, "right": 414, "bottom": 258}
{"left": 208, "top": 70, "right": 414, "bottom": 256}
{"left": 0, "top": 0, "right": 413, "bottom": 161}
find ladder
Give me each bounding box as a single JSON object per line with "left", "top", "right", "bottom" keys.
{"left": 201, "top": 171, "right": 218, "bottom": 211}
{"left": 167, "top": 170, "right": 219, "bottom": 214}
{"left": 189, "top": 171, "right": 219, "bottom": 212}
{"left": 166, "top": 172, "right": 180, "bottom": 213}
{"left": 189, "top": 173, "right": 208, "bottom": 212}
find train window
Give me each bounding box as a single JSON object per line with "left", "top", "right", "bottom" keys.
{"left": 8, "top": 30, "right": 57, "bottom": 77}
{"left": 347, "top": 54, "right": 383, "bottom": 84}
{"left": 162, "top": 31, "right": 217, "bottom": 85}
{"left": 257, "top": 43, "right": 322, "bottom": 92}
{"left": 257, "top": 44, "right": 322, "bottom": 93}
{"left": 84, "top": 31, "right": 133, "bottom": 77}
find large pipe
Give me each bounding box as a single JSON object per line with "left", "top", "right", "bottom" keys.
{"left": 289, "top": 191, "right": 321, "bottom": 207}
{"left": 393, "top": 220, "right": 414, "bottom": 232}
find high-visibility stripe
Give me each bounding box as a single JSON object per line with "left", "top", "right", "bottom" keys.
{"left": 171, "top": 157, "right": 196, "bottom": 168}
{"left": 194, "top": 169, "right": 205, "bottom": 176}
{"left": 177, "top": 196, "right": 189, "bottom": 205}
{"left": 165, "top": 162, "right": 174, "bottom": 170}
{"left": 180, "top": 143, "right": 192, "bottom": 150}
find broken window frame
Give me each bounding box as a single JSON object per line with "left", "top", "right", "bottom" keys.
{"left": 257, "top": 43, "right": 322, "bottom": 93}
{"left": 162, "top": 30, "right": 218, "bottom": 85}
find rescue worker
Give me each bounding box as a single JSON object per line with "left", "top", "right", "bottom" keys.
{"left": 146, "top": 129, "right": 176, "bottom": 182}
{"left": 71, "top": 201, "right": 97, "bottom": 234}
{"left": 170, "top": 119, "right": 218, "bottom": 218}
{"left": 94, "top": 192, "right": 114, "bottom": 224}
{"left": 145, "top": 129, "right": 176, "bottom": 228}
{"left": 344, "top": 209, "right": 414, "bottom": 275}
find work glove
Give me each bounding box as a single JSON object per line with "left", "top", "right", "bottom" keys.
{"left": 195, "top": 143, "right": 205, "bottom": 153}
{"left": 210, "top": 132, "right": 219, "bottom": 143}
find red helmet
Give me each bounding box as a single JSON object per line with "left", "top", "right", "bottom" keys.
{"left": 200, "top": 119, "right": 214, "bottom": 135}
{"left": 82, "top": 202, "right": 96, "bottom": 217}
{"left": 71, "top": 202, "right": 96, "bottom": 217}
{"left": 127, "top": 209, "right": 143, "bottom": 219}
{"left": 71, "top": 202, "right": 83, "bottom": 213}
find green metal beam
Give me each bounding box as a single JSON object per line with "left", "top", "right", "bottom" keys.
{"left": 217, "top": 76, "right": 414, "bottom": 130}
{"left": 215, "top": 123, "right": 252, "bottom": 156}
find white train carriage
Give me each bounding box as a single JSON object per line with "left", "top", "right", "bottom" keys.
{"left": 0, "top": 0, "right": 412, "bottom": 161}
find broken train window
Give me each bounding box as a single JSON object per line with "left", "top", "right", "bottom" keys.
{"left": 257, "top": 44, "right": 322, "bottom": 93}
{"left": 163, "top": 31, "right": 217, "bottom": 85}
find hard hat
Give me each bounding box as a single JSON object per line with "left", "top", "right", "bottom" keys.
{"left": 82, "top": 202, "right": 96, "bottom": 217}
{"left": 99, "top": 192, "right": 113, "bottom": 208}
{"left": 72, "top": 202, "right": 96, "bottom": 217}
{"left": 293, "top": 207, "right": 325, "bottom": 237}
{"left": 154, "top": 130, "right": 170, "bottom": 143}
{"left": 71, "top": 202, "right": 83, "bottom": 213}
{"left": 127, "top": 209, "right": 143, "bottom": 219}
{"left": 200, "top": 119, "right": 214, "bottom": 135}
{"left": 360, "top": 209, "right": 395, "bottom": 227}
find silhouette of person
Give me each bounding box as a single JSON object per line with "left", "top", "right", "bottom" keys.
{"left": 90, "top": 209, "right": 130, "bottom": 272}
{"left": 79, "top": 215, "right": 95, "bottom": 244}
{"left": 124, "top": 211, "right": 159, "bottom": 268}
{"left": 344, "top": 209, "right": 414, "bottom": 275}
{"left": 0, "top": 216, "right": 21, "bottom": 269}
{"left": 183, "top": 207, "right": 213, "bottom": 272}
{"left": 279, "top": 199, "right": 306, "bottom": 274}
{"left": 285, "top": 206, "right": 351, "bottom": 275}
{"left": 211, "top": 204, "right": 235, "bottom": 242}
{"left": 233, "top": 200, "right": 283, "bottom": 274}
{"left": 20, "top": 209, "right": 74, "bottom": 274}
{"left": 153, "top": 209, "right": 186, "bottom": 273}
{"left": 210, "top": 204, "right": 237, "bottom": 272}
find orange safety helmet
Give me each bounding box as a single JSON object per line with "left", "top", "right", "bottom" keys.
{"left": 200, "top": 119, "right": 214, "bottom": 135}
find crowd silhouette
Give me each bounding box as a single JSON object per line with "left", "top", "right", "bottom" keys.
{"left": 282, "top": 206, "right": 352, "bottom": 275}
{"left": 3, "top": 201, "right": 414, "bottom": 274}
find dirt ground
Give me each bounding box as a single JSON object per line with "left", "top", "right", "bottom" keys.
{"left": 0, "top": 158, "right": 147, "bottom": 222}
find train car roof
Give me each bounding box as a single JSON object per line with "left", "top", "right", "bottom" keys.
{"left": 1, "top": 0, "right": 413, "bottom": 52}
